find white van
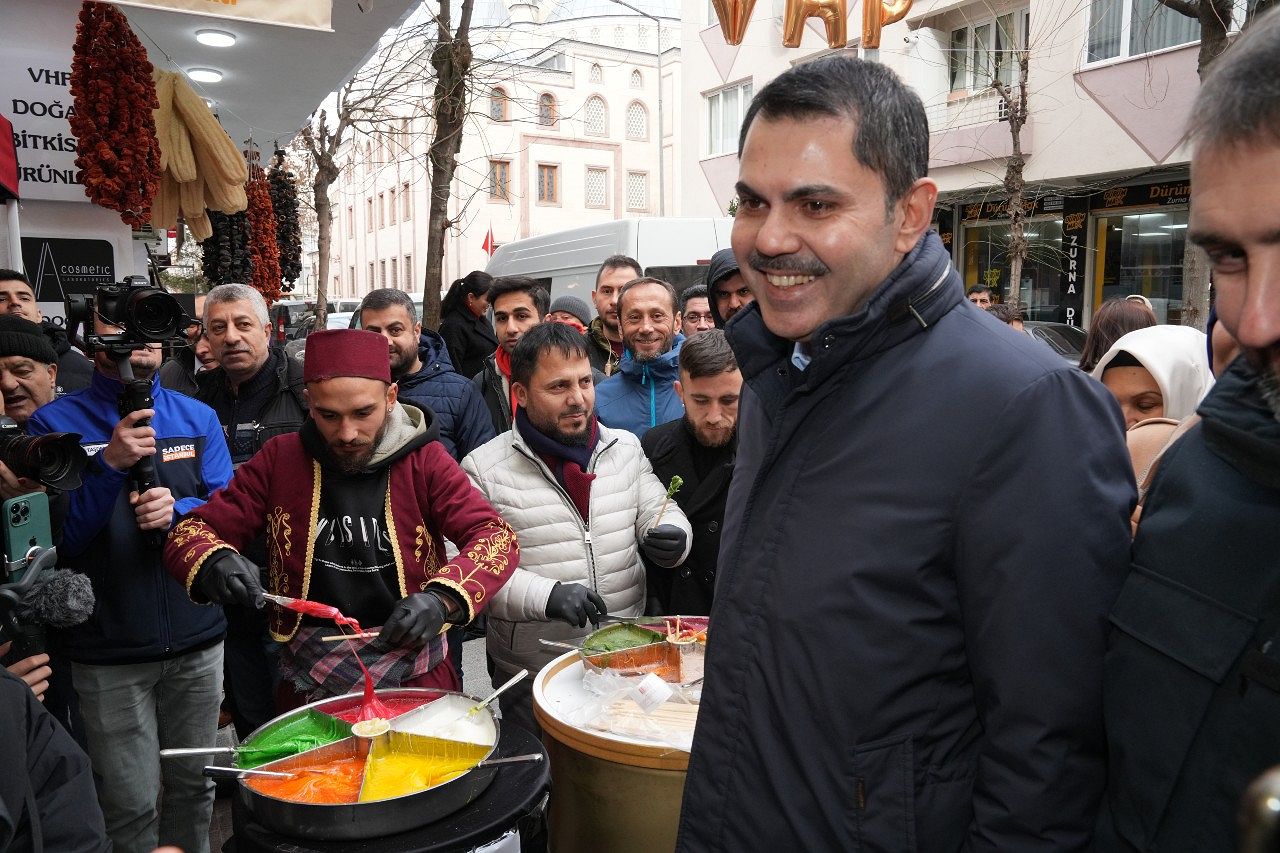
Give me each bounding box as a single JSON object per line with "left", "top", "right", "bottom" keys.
{"left": 484, "top": 218, "right": 734, "bottom": 309}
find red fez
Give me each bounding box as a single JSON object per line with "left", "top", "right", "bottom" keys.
{"left": 303, "top": 329, "right": 392, "bottom": 384}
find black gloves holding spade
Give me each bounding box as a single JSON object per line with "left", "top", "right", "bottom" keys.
{"left": 194, "top": 550, "right": 265, "bottom": 609}
{"left": 377, "top": 591, "right": 458, "bottom": 650}
{"left": 546, "top": 582, "right": 607, "bottom": 628}
{"left": 641, "top": 524, "right": 687, "bottom": 568}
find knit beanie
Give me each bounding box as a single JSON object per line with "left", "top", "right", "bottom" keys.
{"left": 549, "top": 295, "right": 592, "bottom": 327}
{"left": 0, "top": 315, "right": 57, "bottom": 364}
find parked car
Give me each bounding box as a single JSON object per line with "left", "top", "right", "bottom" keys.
{"left": 1023, "top": 320, "right": 1087, "bottom": 365}
{"left": 287, "top": 303, "right": 361, "bottom": 340}
{"left": 270, "top": 299, "right": 315, "bottom": 343}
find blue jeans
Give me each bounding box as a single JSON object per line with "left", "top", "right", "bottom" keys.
{"left": 72, "top": 643, "right": 223, "bottom": 853}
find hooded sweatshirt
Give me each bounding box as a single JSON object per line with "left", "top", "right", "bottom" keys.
{"left": 41, "top": 321, "right": 93, "bottom": 395}
{"left": 298, "top": 401, "right": 437, "bottom": 626}
{"left": 594, "top": 335, "right": 685, "bottom": 438}
{"left": 1092, "top": 324, "right": 1215, "bottom": 421}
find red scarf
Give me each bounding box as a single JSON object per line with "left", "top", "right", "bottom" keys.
{"left": 492, "top": 346, "right": 518, "bottom": 425}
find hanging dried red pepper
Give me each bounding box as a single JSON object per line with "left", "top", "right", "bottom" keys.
{"left": 68, "top": 2, "right": 161, "bottom": 228}
{"left": 245, "top": 167, "right": 282, "bottom": 305}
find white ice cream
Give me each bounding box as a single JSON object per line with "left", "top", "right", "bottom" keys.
{"left": 389, "top": 694, "right": 497, "bottom": 746}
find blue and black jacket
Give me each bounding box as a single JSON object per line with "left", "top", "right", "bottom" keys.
{"left": 595, "top": 335, "right": 685, "bottom": 439}
{"left": 396, "top": 330, "right": 495, "bottom": 460}
{"left": 28, "top": 371, "right": 233, "bottom": 664}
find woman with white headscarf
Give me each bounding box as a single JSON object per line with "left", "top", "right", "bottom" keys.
{"left": 1091, "top": 324, "right": 1215, "bottom": 518}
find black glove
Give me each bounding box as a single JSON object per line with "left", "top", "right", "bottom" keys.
{"left": 641, "top": 524, "right": 687, "bottom": 568}
{"left": 545, "top": 582, "right": 607, "bottom": 628}
{"left": 195, "top": 550, "right": 264, "bottom": 609}
{"left": 378, "top": 592, "right": 450, "bottom": 649}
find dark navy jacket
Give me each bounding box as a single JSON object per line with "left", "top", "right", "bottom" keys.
{"left": 29, "top": 371, "right": 232, "bottom": 664}
{"left": 396, "top": 330, "right": 495, "bottom": 460}
{"left": 595, "top": 336, "right": 685, "bottom": 439}
{"left": 677, "top": 233, "right": 1135, "bottom": 852}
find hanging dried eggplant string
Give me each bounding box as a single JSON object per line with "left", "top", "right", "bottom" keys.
{"left": 69, "top": 1, "right": 161, "bottom": 227}
{"left": 245, "top": 166, "right": 282, "bottom": 305}
{"left": 268, "top": 150, "right": 303, "bottom": 292}
{"left": 201, "top": 211, "right": 253, "bottom": 285}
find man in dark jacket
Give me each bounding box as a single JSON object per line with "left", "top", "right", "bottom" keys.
{"left": 473, "top": 277, "right": 549, "bottom": 435}
{"left": 704, "top": 248, "right": 753, "bottom": 329}
{"left": 641, "top": 329, "right": 739, "bottom": 615}
{"left": 1095, "top": 16, "right": 1280, "bottom": 851}
{"left": 0, "top": 269, "right": 93, "bottom": 394}
{"left": 196, "top": 283, "right": 306, "bottom": 739}
{"left": 587, "top": 255, "right": 642, "bottom": 376}
{"left": 359, "top": 288, "right": 494, "bottom": 460}
{"left": 677, "top": 58, "right": 1134, "bottom": 852}
{"left": 29, "top": 311, "right": 232, "bottom": 853}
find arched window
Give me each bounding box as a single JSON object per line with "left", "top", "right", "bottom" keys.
{"left": 626, "top": 101, "right": 647, "bottom": 140}
{"left": 589, "top": 63, "right": 603, "bottom": 84}
{"left": 630, "top": 69, "right": 643, "bottom": 89}
{"left": 589, "top": 28, "right": 601, "bottom": 44}
{"left": 584, "top": 96, "right": 607, "bottom": 136}
{"left": 660, "top": 28, "right": 672, "bottom": 50}
{"left": 538, "top": 93, "right": 557, "bottom": 127}
{"left": 489, "top": 87, "right": 508, "bottom": 122}
{"left": 614, "top": 26, "right": 625, "bottom": 46}
{"left": 638, "top": 26, "right": 650, "bottom": 49}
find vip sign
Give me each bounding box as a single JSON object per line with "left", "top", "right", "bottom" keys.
{"left": 711, "top": 0, "right": 913, "bottom": 49}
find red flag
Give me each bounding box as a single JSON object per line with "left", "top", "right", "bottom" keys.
{"left": 0, "top": 114, "right": 19, "bottom": 201}
{"left": 482, "top": 226, "right": 495, "bottom": 256}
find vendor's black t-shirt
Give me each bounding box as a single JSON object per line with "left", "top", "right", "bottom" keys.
{"left": 304, "top": 468, "right": 400, "bottom": 629}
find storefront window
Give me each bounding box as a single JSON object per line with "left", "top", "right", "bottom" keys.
{"left": 961, "top": 218, "right": 1064, "bottom": 320}
{"left": 1092, "top": 208, "right": 1188, "bottom": 323}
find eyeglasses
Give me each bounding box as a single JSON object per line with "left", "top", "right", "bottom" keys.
{"left": 684, "top": 312, "right": 712, "bottom": 324}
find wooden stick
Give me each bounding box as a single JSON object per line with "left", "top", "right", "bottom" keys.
{"left": 319, "top": 631, "right": 380, "bottom": 642}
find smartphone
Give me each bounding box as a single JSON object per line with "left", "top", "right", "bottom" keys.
{"left": 4, "top": 493, "right": 52, "bottom": 577}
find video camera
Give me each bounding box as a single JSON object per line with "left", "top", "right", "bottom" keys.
{"left": 65, "top": 275, "right": 200, "bottom": 356}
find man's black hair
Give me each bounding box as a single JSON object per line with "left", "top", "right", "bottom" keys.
{"left": 967, "top": 284, "right": 993, "bottom": 297}
{"left": 679, "top": 328, "right": 738, "bottom": 379}
{"left": 739, "top": 56, "right": 929, "bottom": 214}
{"left": 679, "top": 284, "right": 709, "bottom": 315}
{"left": 987, "top": 303, "right": 1023, "bottom": 324}
{"left": 1189, "top": 7, "right": 1280, "bottom": 151}
{"left": 487, "top": 275, "right": 550, "bottom": 317}
{"left": 595, "top": 254, "right": 643, "bottom": 287}
{"left": 510, "top": 320, "right": 590, "bottom": 387}
{"left": 359, "top": 288, "right": 418, "bottom": 324}
{"left": 617, "top": 276, "right": 678, "bottom": 317}
{"left": 0, "top": 269, "right": 32, "bottom": 291}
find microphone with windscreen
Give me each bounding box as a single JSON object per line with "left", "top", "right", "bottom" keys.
{"left": 0, "top": 548, "right": 94, "bottom": 659}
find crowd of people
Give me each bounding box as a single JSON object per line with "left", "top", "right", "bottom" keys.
{"left": 3, "top": 10, "right": 1280, "bottom": 852}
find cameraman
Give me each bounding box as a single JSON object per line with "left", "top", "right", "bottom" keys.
{"left": 27, "top": 310, "right": 232, "bottom": 853}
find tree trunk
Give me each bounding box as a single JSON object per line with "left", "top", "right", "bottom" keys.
{"left": 313, "top": 172, "right": 333, "bottom": 321}
{"left": 422, "top": 0, "right": 475, "bottom": 331}
{"left": 996, "top": 50, "right": 1030, "bottom": 310}
{"left": 1181, "top": 242, "right": 1211, "bottom": 330}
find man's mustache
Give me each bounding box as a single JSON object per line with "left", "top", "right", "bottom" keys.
{"left": 746, "top": 249, "right": 831, "bottom": 278}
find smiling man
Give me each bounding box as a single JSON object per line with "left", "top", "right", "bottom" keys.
{"left": 594, "top": 277, "right": 685, "bottom": 438}
{"left": 1095, "top": 13, "right": 1280, "bottom": 851}
{"left": 461, "top": 322, "right": 689, "bottom": 734}
{"left": 587, "top": 255, "right": 642, "bottom": 376}
{"left": 677, "top": 58, "right": 1135, "bottom": 852}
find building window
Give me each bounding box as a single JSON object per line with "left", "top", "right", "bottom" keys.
{"left": 388, "top": 187, "right": 396, "bottom": 225}
{"left": 489, "top": 87, "right": 508, "bottom": 121}
{"left": 404, "top": 254, "right": 413, "bottom": 288}
{"left": 585, "top": 167, "right": 608, "bottom": 208}
{"left": 537, "top": 164, "right": 560, "bottom": 204}
{"left": 949, "top": 11, "right": 1028, "bottom": 92}
{"left": 489, "top": 159, "right": 511, "bottom": 200}
{"left": 378, "top": 192, "right": 385, "bottom": 229}
{"left": 1091, "top": 208, "right": 1190, "bottom": 322}
{"left": 626, "top": 101, "right": 648, "bottom": 140}
{"left": 390, "top": 257, "right": 398, "bottom": 287}
{"left": 630, "top": 69, "right": 643, "bottom": 89}
{"left": 366, "top": 198, "right": 373, "bottom": 232}
{"left": 705, "top": 79, "right": 753, "bottom": 157}
{"left": 402, "top": 182, "right": 411, "bottom": 220}
{"left": 589, "top": 62, "right": 603, "bottom": 83}
{"left": 626, "top": 171, "right": 649, "bottom": 211}
{"left": 585, "top": 96, "right": 607, "bottom": 135}
{"left": 367, "top": 262, "right": 374, "bottom": 290}
{"left": 349, "top": 265, "right": 355, "bottom": 289}
{"left": 638, "top": 26, "right": 650, "bottom": 49}
{"left": 661, "top": 28, "right": 672, "bottom": 50}
{"left": 538, "top": 93, "right": 557, "bottom": 127}
{"left": 614, "top": 26, "right": 625, "bottom": 46}
{"left": 1087, "top": 0, "right": 1199, "bottom": 62}
{"left": 962, "top": 218, "right": 1064, "bottom": 319}
{"left": 346, "top": 206, "right": 354, "bottom": 237}
{"left": 380, "top": 260, "right": 387, "bottom": 288}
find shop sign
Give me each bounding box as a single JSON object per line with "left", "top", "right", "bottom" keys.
{"left": 1057, "top": 197, "right": 1090, "bottom": 326}
{"left": 20, "top": 236, "right": 115, "bottom": 325}
{"left": 960, "top": 196, "right": 1063, "bottom": 222}
{"left": 108, "top": 0, "right": 333, "bottom": 31}
{"left": 4, "top": 48, "right": 83, "bottom": 203}
{"left": 1093, "top": 180, "right": 1190, "bottom": 211}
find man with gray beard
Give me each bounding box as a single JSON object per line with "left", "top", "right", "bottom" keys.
{"left": 1094, "top": 10, "right": 1280, "bottom": 851}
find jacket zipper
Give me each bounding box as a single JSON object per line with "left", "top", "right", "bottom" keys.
{"left": 512, "top": 438, "right": 618, "bottom": 595}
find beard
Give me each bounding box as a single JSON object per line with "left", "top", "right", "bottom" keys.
{"left": 1256, "top": 356, "right": 1280, "bottom": 424}
{"left": 529, "top": 405, "right": 591, "bottom": 447}
{"left": 626, "top": 334, "right": 672, "bottom": 363}
{"left": 685, "top": 414, "right": 735, "bottom": 448}
{"left": 329, "top": 418, "right": 389, "bottom": 474}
